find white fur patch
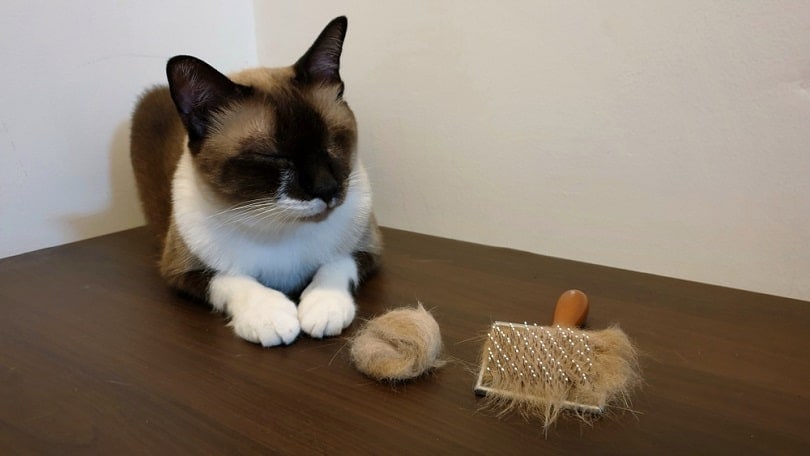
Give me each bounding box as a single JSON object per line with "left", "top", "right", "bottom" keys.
{"left": 298, "top": 256, "right": 358, "bottom": 338}
{"left": 209, "top": 274, "right": 300, "bottom": 346}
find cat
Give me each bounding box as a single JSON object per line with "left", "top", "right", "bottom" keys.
{"left": 129, "top": 16, "right": 381, "bottom": 347}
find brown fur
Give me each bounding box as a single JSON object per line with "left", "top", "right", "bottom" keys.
{"left": 129, "top": 86, "right": 185, "bottom": 249}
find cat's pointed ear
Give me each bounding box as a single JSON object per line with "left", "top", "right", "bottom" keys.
{"left": 294, "top": 16, "right": 348, "bottom": 85}
{"left": 166, "top": 55, "right": 250, "bottom": 141}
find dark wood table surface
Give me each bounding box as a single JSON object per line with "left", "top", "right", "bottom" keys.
{"left": 1, "top": 227, "right": 807, "bottom": 454}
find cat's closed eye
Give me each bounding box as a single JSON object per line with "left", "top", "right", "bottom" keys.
{"left": 244, "top": 150, "right": 293, "bottom": 164}
{"left": 330, "top": 131, "right": 352, "bottom": 151}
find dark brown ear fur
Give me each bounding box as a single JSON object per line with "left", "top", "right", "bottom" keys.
{"left": 166, "top": 55, "right": 253, "bottom": 143}
{"left": 294, "top": 16, "right": 348, "bottom": 87}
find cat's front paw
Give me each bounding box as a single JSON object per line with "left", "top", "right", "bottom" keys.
{"left": 226, "top": 287, "right": 301, "bottom": 347}
{"left": 298, "top": 288, "right": 356, "bottom": 338}
{"left": 210, "top": 275, "right": 301, "bottom": 346}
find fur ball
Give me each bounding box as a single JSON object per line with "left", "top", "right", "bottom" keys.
{"left": 349, "top": 304, "right": 444, "bottom": 381}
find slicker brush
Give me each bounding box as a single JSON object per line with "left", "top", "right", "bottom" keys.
{"left": 474, "top": 290, "right": 640, "bottom": 428}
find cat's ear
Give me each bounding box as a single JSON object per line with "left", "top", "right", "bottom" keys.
{"left": 166, "top": 55, "right": 250, "bottom": 141}
{"left": 293, "top": 16, "right": 348, "bottom": 86}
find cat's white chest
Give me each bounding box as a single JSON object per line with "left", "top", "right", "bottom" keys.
{"left": 171, "top": 151, "right": 371, "bottom": 293}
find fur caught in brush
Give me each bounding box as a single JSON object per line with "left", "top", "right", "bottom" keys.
{"left": 475, "top": 323, "right": 640, "bottom": 427}
{"left": 474, "top": 290, "right": 641, "bottom": 429}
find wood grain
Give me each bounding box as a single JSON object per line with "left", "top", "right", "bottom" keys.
{"left": 0, "top": 227, "right": 807, "bottom": 454}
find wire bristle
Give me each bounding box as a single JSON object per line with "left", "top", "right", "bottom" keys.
{"left": 475, "top": 322, "right": 639, "bottom": 429}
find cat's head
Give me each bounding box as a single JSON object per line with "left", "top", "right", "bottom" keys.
{"left": 166, "top": 16, "right": 357, "bottom": 222}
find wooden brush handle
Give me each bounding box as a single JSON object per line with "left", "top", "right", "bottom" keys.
{"left": 551, "top": 289, "right": 589, "bottom": 327}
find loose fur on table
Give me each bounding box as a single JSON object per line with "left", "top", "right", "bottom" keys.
{"left": 475, "top": 323, "right": 640, "bottom": 429}
{"left": 349, "top": 304, "right": 445, "bottom": 381}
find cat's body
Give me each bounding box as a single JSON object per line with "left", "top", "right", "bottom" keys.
{"left": 130, "top": 17, "right": 381, "bottom": 346}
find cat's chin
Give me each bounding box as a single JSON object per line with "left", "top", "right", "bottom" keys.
{"left": 276, "top": 196, "right": 342, "bottom": 224}
{"left": 298, "top": 208, "right": 334, "bottom": 224}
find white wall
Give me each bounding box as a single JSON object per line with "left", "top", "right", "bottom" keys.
{"left": 2, "top": 2, "right": 807, "bottom": 301}
{"left": 0, "top": 0, "right": 257, "bottom": 258}
{"left": 255, "top": 1, "right": 810, "bottom": 301}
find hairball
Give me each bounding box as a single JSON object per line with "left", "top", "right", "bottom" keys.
{"left": 349, "top": 304, "right": 445, "bottom": 382}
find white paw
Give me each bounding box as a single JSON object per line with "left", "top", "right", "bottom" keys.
{"left": 298, "top": 288, "right": 356, "bottom": 338}
{"left": 229, "top": 295, "right": 300, "bottom": 347}
{"left": 212, "top": 276, "right": 300, "bottom": 346}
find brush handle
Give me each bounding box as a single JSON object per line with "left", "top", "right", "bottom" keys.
{"left": 551, "top": 289, "right": 589, "bottom": 327}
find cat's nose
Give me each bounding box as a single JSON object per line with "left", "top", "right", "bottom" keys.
{"left": 310, "top": 173, "right": 340, "bottom": 204}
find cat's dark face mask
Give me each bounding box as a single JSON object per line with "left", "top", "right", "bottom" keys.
{"left": 165, "top": 17, "right": 357, "bottom": 220}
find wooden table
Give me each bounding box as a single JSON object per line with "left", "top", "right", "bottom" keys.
{"left": 1, "top": 227, "right": 807, "bottom": 454}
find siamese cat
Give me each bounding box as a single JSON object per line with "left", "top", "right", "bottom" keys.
{"left": 130, "top": 17, "right": 381, "bottom": 347}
